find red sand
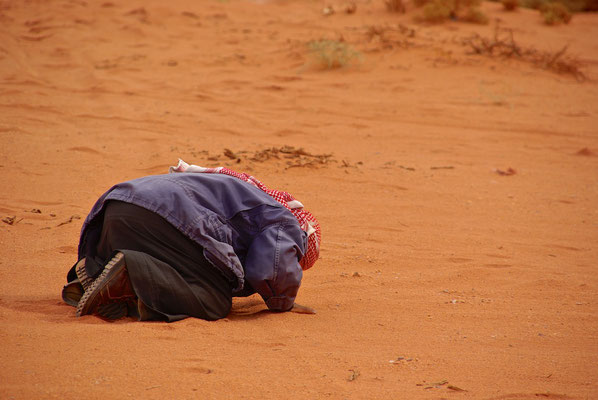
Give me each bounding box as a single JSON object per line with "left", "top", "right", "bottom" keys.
{"left": 1, "top": 0, "right": 597, "bottom": 398}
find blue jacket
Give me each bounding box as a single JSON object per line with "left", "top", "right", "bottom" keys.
{"left": 78, "top": 173, "right": 306, "bottom": 312}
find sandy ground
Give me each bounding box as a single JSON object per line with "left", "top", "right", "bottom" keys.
{"left": 1, "top": 0, "right": 597, "bottom": 398}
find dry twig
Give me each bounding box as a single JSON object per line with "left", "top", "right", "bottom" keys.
{"left": 461, "top": 24, "right": 586, "bottom": 81}
{"left": 365, "top": 24, "right": 416, "bottom": 50}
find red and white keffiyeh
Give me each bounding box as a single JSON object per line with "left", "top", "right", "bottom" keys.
{"left": 169, "top": 159, "right": 321, "bottom": 270}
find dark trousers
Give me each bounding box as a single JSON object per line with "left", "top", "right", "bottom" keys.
{"left": 86, "top": 200, "right": 233, "bottom": 322}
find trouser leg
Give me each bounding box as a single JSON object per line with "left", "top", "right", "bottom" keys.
{"left": 86, "top": 200, "right": 233, "bottom": 321}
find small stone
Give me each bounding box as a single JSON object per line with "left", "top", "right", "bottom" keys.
{"left": 2, "top": 216, "right": 17, "bottom": 225}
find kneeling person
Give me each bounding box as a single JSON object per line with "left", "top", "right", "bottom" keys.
{"left": 61, "top": 162, "right": 321, "bottom": 322}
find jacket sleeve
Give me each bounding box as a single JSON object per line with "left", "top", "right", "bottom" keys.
{"left": 243, "top": 221, "right": 305, "bottom": 312}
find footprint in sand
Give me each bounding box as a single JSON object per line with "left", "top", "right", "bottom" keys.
{"left": 576, "top": 147, "right": 595, "bottom": 157}
{"left": 67, "top": 146, "right": 102, "bottom": 155}
{"left": 56, "top": 245, "right": 77, "bottom": 254}
{"left": 483, "top": 263, "right": 512, "bottom": 268}
{"left": 447, "top": 257, "right": 473, "bottom": 263}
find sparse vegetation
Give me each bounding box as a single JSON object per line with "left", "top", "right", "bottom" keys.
{"left": 518, "top": 0, "right": 596, "bottom": 11}
{"left": 547, "top": 0, "right": 594, "bottom": 10}
{"left": 415, "top": 0, "right": 488, "bottom": 24}
{"left": 365, "top": 24, "right": 416, "bottom": 50}
{"left": 385, "top": 0, "right": 406, "bottom": 12}
{"left": 419, "top": 0, "right": 454, "bottom": 22}
{"left": 307, "top": 39, "right": 361, "bottom": 69}
{"left": 540, "top": 2, "right": 572, "bottom": 24}
{"left": 520, "top": 0, "right": 545, "bottom": 9}
{"left": 214, "top": 146, "right": 335, "bottom": 169}
{"left": 413, "top": 0, "right": 430, "bottom": 6}
{"left": 501, "top": 0, "right": 519, "bottom": 10}
{"left": 461, "top": 24, "right": 585, "bottom": 80}
{"left": 461, "top": 6, "right": 490, "bottom": 22}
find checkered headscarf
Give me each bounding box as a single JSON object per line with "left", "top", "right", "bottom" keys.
{"left": 169, "top": 159, "right": 321, "bottom": 270}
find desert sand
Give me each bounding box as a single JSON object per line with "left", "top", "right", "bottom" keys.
{"left": 1, "top": 0, "right": 597, "bottom": 398}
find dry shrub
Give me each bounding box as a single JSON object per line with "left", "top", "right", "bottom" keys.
{"left": 586, "top": 0, "right": 598, "bottom": 9}
{"left": 547, "top": 0, "right": 587, "bottom": 10}
{"left": 419, "top": 0, "right": 454, "bottom": 22}
{"left": 461, "top": 24, "right": 585, "bottom": 81}
{"left": 461, "top": 7, "right": 490, "bottom": 22}
{"left": 215, "top": 146, "right": 335, "bottom": 169}
{"left": 540, "top": 2, "right": 572, "bottom": 24}
{"left": 501, "top": 0, "right": 519, "bottom": 10}
{"left": 521, "top": 0, "right": 546, "bottom": 8}
{"left": 365, "top": 24, "right": 416, "bottom": 50}
{"left": 385, "top": 0, "right": 406, "bottom": 12}
{"left": 557, "top": 0, "right": 587, "bottom": 9}
{"left": 307, "top": 40, "right": 361, "bottom": 69}
{"left": 521, "top": 0, "right": 593, "bottom": 10}
{"left": 537, "top": 46, "right": 583, "bottom": 78}
{"left": 250, "top": 146, "right": 334, "bottom": 168}
{"left": 415, "top": 0, "right": 488, "bottom": 23}
{"left": 456, "top": 0, "right": 484, "bottom": 10}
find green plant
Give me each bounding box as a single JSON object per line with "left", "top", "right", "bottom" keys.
{"left": 501, "top": 0, "right": 519, "bottom": 10}
{"left": 307, "top": 40, "right": 361, "bottom": 69}
{"left": 540, "top": 2, "right": 572, "bottom": 24}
